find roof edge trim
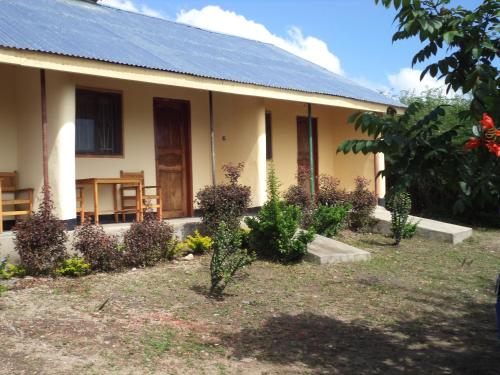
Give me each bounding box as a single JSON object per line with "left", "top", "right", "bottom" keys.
{"left": 0, "top": 47, "right": 404, "bottom": 112}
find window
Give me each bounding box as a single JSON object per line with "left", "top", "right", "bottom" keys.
{"left": 265, "top": 112, "right": 272, "bottom": 160}
{"left": 76, "top": 89, "right": 123, "bottom": 156}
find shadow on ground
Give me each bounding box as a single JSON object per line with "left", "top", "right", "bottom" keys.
{"left": 222, "top": 297, "right": 500, "bottom": 374}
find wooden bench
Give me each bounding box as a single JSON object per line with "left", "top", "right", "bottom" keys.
{"left": 0, "top": 172, "right": 34, "bottom": 233}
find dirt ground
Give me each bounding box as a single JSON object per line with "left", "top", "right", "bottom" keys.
{"left": 1, "top": 228, "right": 499, "bottom": 375}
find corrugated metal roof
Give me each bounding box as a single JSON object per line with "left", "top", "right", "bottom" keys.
{"left": 0, "top": 0, "right": 401, "bottom": 107}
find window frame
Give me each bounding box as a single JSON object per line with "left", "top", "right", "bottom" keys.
{"left": 265, "top": 111, "right": 273, "bottom": 160}
{"left": 75, "top": 87, "right": 125, "bottom": 158}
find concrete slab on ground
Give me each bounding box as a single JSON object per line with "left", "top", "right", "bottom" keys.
{"left": 305, "top": 234, "right": 371, "bottom": 265}
{"left": 372, "top": 206, "right": 472, "bottom": 245}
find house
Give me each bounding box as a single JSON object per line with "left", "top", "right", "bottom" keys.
{"left": 0, "top": 0, "right": 401, "bottom": 230}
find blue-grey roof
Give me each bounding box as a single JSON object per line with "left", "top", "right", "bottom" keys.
{"left": 0, "top": 0, "right": 401, "bottom": 107}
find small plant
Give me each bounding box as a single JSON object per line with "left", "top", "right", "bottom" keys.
{"left": 389, "top": 191, "right": 412, "bottom": 245}
{"left": 14, "top": 187, "right": 68, "bottom": 275}
{"left": 0, "top": 258, "right": 26, "bottom": 280}
{"left": 0, "top": 258, "right": 8, "bottom": 279}
{"left": 348, "top": 177, "right": 377, "bottom": 231}
{"left": 196, "top": 163, "right": 251, "bottom": 235}
{"left": 74, "top": 220, "right": 123, "bottom": 272}
{"left": 402, "top": 220, "right": 419, "bottom": 239}
{"left": 245, "top": 164, "right": 314, "bottom": 263}
{"left": 210, "top": 222, "right": 255, "bottom": 295}
{"left": 316, "top": 175, "right": 348, "bottom": 206}
{"left": 123, "top": 213, "right": 176, "bottom": 267}
{"left": 312, "top": 203, "right": 351, "bottom": 237}
{"left": 55, "top": 257, "right": 91, "bottom": 277}
{"left": 185, "top": 230, "right": 212, "bottom": 255}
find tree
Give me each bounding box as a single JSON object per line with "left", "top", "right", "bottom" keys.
{"left": 338, "top": 0, "right": 500, "bottom": 225}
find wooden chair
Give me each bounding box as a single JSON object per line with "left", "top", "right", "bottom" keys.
{"left": 116, "top": 171, "right": 162, "bottom": 222}
{"left": 76, "top": 186, "right": 85, "bottom": 224}
{"left": 0, "top": 172, "right": 34, "bottom": 233}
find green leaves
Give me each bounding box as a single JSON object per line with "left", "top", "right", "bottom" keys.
{"left": 443, "top": 30, "right": 462, "bottom": 43}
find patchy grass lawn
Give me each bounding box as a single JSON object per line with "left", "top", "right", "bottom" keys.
{"left": 1, "top": 229, "right": 499, "bottom": 374}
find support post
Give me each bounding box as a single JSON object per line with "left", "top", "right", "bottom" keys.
{"left": 307, "top": 103, "right": 315, "bottom": 197}
{"left": 40, "top": 69, "right": 49, "bottom": 199}
{"left": 209, "top": 91, "right": 216, "bottom": 185}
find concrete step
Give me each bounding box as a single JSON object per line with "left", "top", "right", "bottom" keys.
{"left": 305, "top": 234, "right": 371, "bottom": 265}
{"left": 372, "top": 206, "right": 472, "bottom": 245}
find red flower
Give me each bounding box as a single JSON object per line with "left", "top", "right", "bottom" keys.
{"left": 486, "top": 142, "right": 500, "bottom": 157}
{"left": 464, "top": 138, "right": 482, "bottom": 151}
{"left": 480, "top": 113, "right": 495, "bottom": 130}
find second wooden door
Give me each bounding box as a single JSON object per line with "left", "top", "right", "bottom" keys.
{"left": 296, "top": 116, "right": 319, "bottom": 194}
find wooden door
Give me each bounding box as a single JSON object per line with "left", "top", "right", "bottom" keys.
{"left": 296, "top": 116, "right": 319, "bottom": 194}
{"left": 153, "top": 99, "right": 192, "bottom": 218}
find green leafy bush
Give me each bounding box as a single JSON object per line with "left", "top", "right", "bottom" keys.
{"left": 388, "top": 191, "right": 412, "bottom": 245}
{"left": 348, "top": 177, "right": 377, "bottom": 231}
{"left": 245, "top": 164, "right": 314, "bottom": 263}
{"left": 312, "top": 204, "right": 351, "bottom": 237}
{"left": 283, "top": 167, "right": 317, "bottom": 229}
{"left": 55, "top": 257, "right": 91, "bottom": 277}
{"left": 14, "top": 187, "right": 68, "bottom": 275}
{"left": 196, "top": 163, "right": 251, "bottom": 235}
{"left": 0, "top": 259, "right": 26, "bottom": 280}
{"left": 210, "top": 221, "right": 255, "bottom": 295}
{"left": 185, "top": 230, "right": 213, "bottom": 255}
{"left": 402, "top": 221, "right": 418, "bottom": 239}
{"left": 123, "top": 213, "right": 176, "bottom": 267}
{"left": 74, "top": 220, "right": 123, "bottom": 272}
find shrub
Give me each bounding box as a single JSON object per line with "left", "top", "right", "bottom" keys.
{"left": 283, "top": 185, "right": 316, "bottom": 229}
{"left": 312, "top": 204, "right": 351, "bottom": 237}
{"left": 14, "top": 187, "right": 68, "bottom": 275}
{"left": 185, "top": 230, "right": 212, "bottom": 255}
{"left": 196, "top": 163, "right": 251, "bottom": 234}
{"left": 123, "top": 213, "right": 176, "bottom": 267}
{"left": 316, "top": 175, "right": 348, "bottom": 206}
{"left": 74, "top": 220, "right": 123, "bottom": 272}
{"left": 210, "top": 222, "right": 255, "bottom": 295}
{"left": 348, "top": 177, "right": 377, "bottom": 231}
{"left": 0, "top": 258, "right": 8, "bottom": 279}
{"left": 0, "top": 259, "right": 26, "bottom": 280}
{"left": 55, "top": 257, "right": 91, "bottom": 277}
{"left": 388, "top": 191, "right": 412, "bottom": 245}
{"left": 245, "top": 164, "right": 314, "bottom": 263}
{"left": 402, "top": 221, "right": 418, "bottom": 239}
{"left": 284, "top": 185, "right": 310, "bottom": 210}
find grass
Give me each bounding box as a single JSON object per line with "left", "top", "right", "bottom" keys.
{"left": 0, "top": 228, "right": 499, "bottom": 374}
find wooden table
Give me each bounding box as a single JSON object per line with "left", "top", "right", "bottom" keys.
{"left": 76, "top": 177, "right": 144, "bottom": 225}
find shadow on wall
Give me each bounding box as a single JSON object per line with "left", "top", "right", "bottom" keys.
{"left": 221, "top": 297, "right": 500, "bottom": 374}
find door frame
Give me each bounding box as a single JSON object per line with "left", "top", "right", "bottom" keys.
{"left": 153, "top": 97, "right": 193, "bottom": 217}
{"left": 296, "top": 116, "right": 319, "bottom": 193}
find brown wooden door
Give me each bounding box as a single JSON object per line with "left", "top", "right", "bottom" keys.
{"left": 153, "top": 98, "right": 192, "bottom": 218}
{"left": 297, "top": 116, "right": 319, "bottom": 194}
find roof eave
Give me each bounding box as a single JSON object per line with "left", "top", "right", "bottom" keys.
{"left": 0, "top": 47, "right": 404, "bottom": 112}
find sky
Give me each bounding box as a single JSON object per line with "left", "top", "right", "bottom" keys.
{"left": 97, "top": 0, "right": 482, "bottom": 97}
